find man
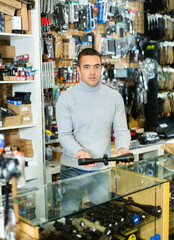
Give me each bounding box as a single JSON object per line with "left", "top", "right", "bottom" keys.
{"left": 56, "top": 48, "right": 131, "bottom": 216}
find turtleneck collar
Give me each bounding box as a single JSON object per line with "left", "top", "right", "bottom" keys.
{"left": 77, "top": 81, "right": 102, "bottom": 93}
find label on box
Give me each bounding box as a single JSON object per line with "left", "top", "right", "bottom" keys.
{"left": 9, "top": 100, "right": 23, "bottom": 105}
{"left": 23, "top": 116, "right": 30, "bottom": 121}
{"left": 22, "top": 107, "right": 28, "bottom": 112}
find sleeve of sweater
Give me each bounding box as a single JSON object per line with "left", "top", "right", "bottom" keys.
{"left": 113, "top": 93, "right": 131, "bottom": 152}
{"left": 56, "top": 93, "right": 85, "bottom": 156}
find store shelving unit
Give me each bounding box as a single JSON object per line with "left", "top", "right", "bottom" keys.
{"left": 0, "top": 1, "right": 44, "bottom": 195}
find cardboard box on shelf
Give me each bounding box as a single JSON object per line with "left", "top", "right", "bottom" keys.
{"left": 20, "top": 148, "right": 33, "bottom": 155}
{"left": 26, "top": 10, "right": 32, "bottom": 35}
{"left": 4, "top": 15, "right": 12, "bottom": 33}
{"left": 18, "top": 138, "right": 32, "bottom": 146}
{"left": 8, "top": 103, "right": 31, "bottom": 115}
{"left": 0, "top": 45, "right": 15, "bottom": 58}
{"left": 21, "top": 113, "right": 32, "bottom": 125}
{"left": 20, "top": 143, "right": 32, "bottom": 150}
{"left": 3, "top": 129, "right": 19, "bottom": 145}
{"left": 24, "top": 152, "right": 34, "bottom": 158}
{"left": 0, "top": 2, "right": 15, "bottom": 16}
{"left": 16, "top": 3, "right": 28, "bottom": 31}
{"left": 53, "top": 151, "right": 62, "bottom": 163}
{"left": 2, "top": 115, "right": 21, "bottom": 127}
{"left": 0, "top": 0, "right": 21, "bottom": 9}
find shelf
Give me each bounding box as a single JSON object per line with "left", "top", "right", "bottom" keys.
{"left": 0, "top": 124, "right": 36, "bottom": 131}
{"left": 46, "top": 139, "right": 59, "bottom": 144}
{"left": 0, "top": 33, "right": 33, "bottom": 41}
{"left": 0, "top": 81, "right": 35, "bottom": 84}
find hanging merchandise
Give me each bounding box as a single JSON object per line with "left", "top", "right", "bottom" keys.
{"left": 85, "top": 2, "right": 95, "bottom": 31}
{"left": 115, "top": 39, "right": 121, "bottom": 58}
{"left": 129, "top": 36, "right": 139, "bottom": 63}
{"left": 160, "top": 93, "right": 173, "bottom": 116}
{"left": 97, "top": 0, "right": 108, "bottom": 24}
{"left": 142, "top": 58, "right": 159, "bottom": 131}
{"left": 40, "top": 0, "right": 54, "bottom": 14}
{"left": 43, "top": 34, "right": 54, "bottom": 59}
{"left": 128, "top": 9, "right": 136, "bottom": 34}
{"left": 107, "top": 1, "right": 117, "bottom": 18}
{"left": 145, "top": 0, "right": 167, "bottom": 14}
{"left": 163, "top": 15, "right": 174, "bottom": 41}
{"left": 136, "top": 34, "right": 150, "bottom": 61}
{"left": 159, "top": 42, "right": 174, "bottom": 66}
{"left": 45, "top": 103, "right": 53, "bottom": 142}
{"left": 75, "top": 6, "right": 88, "bottom": 30}
{"left": 116, "top": 22, "right": 125, "bottom": 39}
{"left": 147, "top": 14, "right": 165, "bottom": 41}
{"left": 130, "top": 67, "right": 146, "bottom": 120}
{"left": 53, "top": 2, "right": 69, "bottom": 32}
{"left": 161, "top": 68, "right": 174, "bottom": 90}
{"left": 69, "top": 1, "right": 79, "bottom": 23}
{"left": 41, "top": 13, "right": 50, "bottom": 33}
{"left": 42, "top": 62, "right": 55, "bottom": 89}
{"left": 106, "top": 21, "right": 116, "bottom": 35}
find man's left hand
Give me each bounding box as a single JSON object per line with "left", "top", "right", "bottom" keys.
{"left": 117, "top": 148, "right": 134, "bottom": 165}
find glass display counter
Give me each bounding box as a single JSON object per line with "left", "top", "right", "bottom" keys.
{"left": 118, "top": 153, "right": 174, "bottom": 239}
{"left": 1, "top": 166, "right": 169, "bottom": 240}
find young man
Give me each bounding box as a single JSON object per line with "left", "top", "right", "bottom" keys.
{"left": 56, "top": 48, "right": 131, "bottom": 216}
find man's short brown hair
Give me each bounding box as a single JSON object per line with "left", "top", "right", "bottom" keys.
{"left": 77, "top": 48, "right": 102, "bottom": 67}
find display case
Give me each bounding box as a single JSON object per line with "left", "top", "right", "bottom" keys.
{"left": 1, "top": 166, "right": 169, "bottom": 240}
{"left": 118, "top": 153, "right": 174, "bottom": 239}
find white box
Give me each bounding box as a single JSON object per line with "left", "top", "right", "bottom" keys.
{"left": 12, "top": 16, "right": 21, "bottom": 30}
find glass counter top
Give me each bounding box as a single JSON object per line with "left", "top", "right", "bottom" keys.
{"left": 0, "top": 166, "right": 168, "bottom": 227}
{"left": 118, "top": 154, "right": 174, "bottom": 182}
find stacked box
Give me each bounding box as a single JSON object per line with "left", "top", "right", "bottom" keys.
{"left": 18, "top": 138, "right": 34, "bottom": 158}
{"left": 7, "top": 103, "right": 33, "bottom": 125}
{"left": 0, "top": 0, "right": 31, "bottom": 34}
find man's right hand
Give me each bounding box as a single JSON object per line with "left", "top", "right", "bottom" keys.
{"left": 74, "top": 150, "right": 97, "bottom": 168}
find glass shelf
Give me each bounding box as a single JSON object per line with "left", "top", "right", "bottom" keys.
{"left": 118, "top": 154, "right": 174, "bottom": 181}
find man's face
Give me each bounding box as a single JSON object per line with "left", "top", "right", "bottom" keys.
{"left": 77, "top": 55, "right": 102, "bottom": 86}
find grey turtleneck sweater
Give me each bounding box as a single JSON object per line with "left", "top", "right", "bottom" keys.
{"left": 56, "top": 81, "right": 131, "bottom": 171}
